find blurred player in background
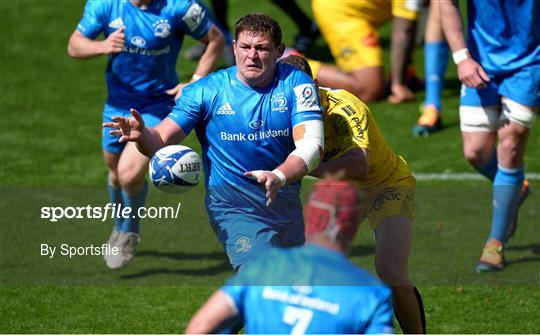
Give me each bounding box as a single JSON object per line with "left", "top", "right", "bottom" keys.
{"left": 104, "top": 14, "right": 324, "bottom": 271}
{"left": 439, "top": 0, "right": 538, "bottom": 272}
{"left": 186, "top": 178, "right": 394, "bottom": 334}
{"left": 306, "top": 0, "right": 421, "bottom": 103}
{"left": 413, "top": 0, "right": 449, "bottom": 137}
{"left": 184, "top": 0, "right": 319, "bottom": 60}
{"left": 281, "top": 55, "right": 426, "bottom": 334}
{"left": 67, "top": 0, "right": 225, "bottom": 269}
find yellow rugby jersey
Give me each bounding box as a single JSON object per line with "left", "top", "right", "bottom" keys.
{"left": 312, "top": 0, "right": 418, "bottom": 28}
{"left": 319, "top": 87, "right": 413, "bottom": 186}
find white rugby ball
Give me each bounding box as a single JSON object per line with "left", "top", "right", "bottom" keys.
{"left": 149, "top": 145, "right": 202, "bottom": 193}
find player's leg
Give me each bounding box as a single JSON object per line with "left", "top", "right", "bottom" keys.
{"left": 101, "top": 104, "right": 129, "bottom": 268}
{"left": 374, "top": 216, "right": 425, "bottom": 334}
{"left": 269, "top": 0, "right": 319, "bottom": 53}
{"left": 413, "top": 1, "right": 449, "bottom": 136}
{"left": 310, "top": 1, "right": 386, "bottom": 102}
{"left": 477, "top": 98, "right": 537, "bottom": 271}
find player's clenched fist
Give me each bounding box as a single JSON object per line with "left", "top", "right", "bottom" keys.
{"left": 101, "top": 26, "right": 125, "bottom": 55}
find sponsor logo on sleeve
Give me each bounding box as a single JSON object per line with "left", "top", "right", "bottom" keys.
{"left": 294, "top": 84, "right": 320, "bottom": 112}
{"left": 234, "top": 236, "right": 252, "bottom": 253}
{"left": 182, "top": 2, "right": 205, "bottom": 32}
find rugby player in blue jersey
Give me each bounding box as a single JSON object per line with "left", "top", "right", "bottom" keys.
{"left": 68, "top": 0, "right": 225, "bottom": 269}
{"left": 104, "top": 13, "right": 324, "bottom": 271}
{"left": 440, "top": 0, "right": 538, "bottom": 272}
{"left": 186, "top": 178, "right": 394, "bottom": 334}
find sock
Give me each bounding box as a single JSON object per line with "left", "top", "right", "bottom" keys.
{"left": 270, "top": 0, "right": 313, "bottom": 34}
{"left": 121, "top": 182, "right": 148, "bottom": 234}
{"left": 107, "top": 181, "right": 124, "bottom": 232}
{"left": 474, "top": 148, "right": 498, "bottom": 181}
{"left": 489, "top": 166, "right": 524, "bottom": 242}
{"left": 414, "top": 287, "right": 427, "bottom": 334}
{"left": 424, "top": 41, "right": 449, "bottom": 111}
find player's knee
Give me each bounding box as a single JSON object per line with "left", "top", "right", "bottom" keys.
{"left": 354, "top": 82, "right": 385, "bottom": 102}
{"left": 108, "top": 170, "right": 120, "bottom": 187}
{"left": 463, "top": 146, "right": 492, "bottom": 168}
{"left": 375, "top": 260, "right": 410, "bottom": 286}
{"left": 117, "top": 166, "right": 146, "bottom": 187}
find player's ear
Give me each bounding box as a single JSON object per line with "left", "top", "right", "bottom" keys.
{"left": 232, "top": 39, "right": 237, "bottom": 57}
{"left": 277, "top": 43, "right": 285, "bottom": 58}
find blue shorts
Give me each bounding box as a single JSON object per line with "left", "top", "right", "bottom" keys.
{"left": 101, "top": 99, "right": 174, "bottom": 154}
{"left": 461, "top": 63, "right": 540, "bottom": 107}
{"left": 211, "top": 215, "right": 305, "bottom": 270}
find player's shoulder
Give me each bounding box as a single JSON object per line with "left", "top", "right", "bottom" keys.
{"left": 84, "top": 0, "right": 113, "bottom": 13}
{"left": 277, "top": 63, "right": 314, "bottom": 84}
{"left": 161, "top": 0, "right": 197, "bottom": 13}
{"left": 320, "top": 87, "right": 370, "bottom": 116}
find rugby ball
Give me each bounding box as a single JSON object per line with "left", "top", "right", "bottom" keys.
{"left": 149, "top": 145, "right": 202, "bottom": 193}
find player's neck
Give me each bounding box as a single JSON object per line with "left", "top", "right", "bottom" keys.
{"left": 131, "top": 0, "right": 152, "bottom": 10}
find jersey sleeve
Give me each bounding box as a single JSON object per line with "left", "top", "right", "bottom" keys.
{"left": 167, "top": 82, "right": 205, "bottom": 135}
{"left": 177, "top": 0, "right": 213, "bottom": 40}
{"left": 364, "top": 287, "right": 394, "bottom": 334}
{"left": 333, "top": 99, "right": 371, "bottom": 152}
{"left": 76, "top": 0, "right": 108, "bottom": 39}
{"left": 287, "top": 68, "right": 323, "bottom": 126}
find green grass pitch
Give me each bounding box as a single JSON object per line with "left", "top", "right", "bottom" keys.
{"left": 1, "top": 1, "right": 539, "bottom": 333}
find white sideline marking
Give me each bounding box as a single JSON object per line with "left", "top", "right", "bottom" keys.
{"left": 415, "top": 172, "right": 540, "bottom": 181}
{"left": 305, "top": 173, "right": 540, "bottom": 181}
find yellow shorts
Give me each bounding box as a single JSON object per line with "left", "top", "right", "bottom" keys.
{"left": 312, "top": 0, "right": 418, "bottom": 72}
{"left": 359, "top": 176, "right": 416, "bottom": 230}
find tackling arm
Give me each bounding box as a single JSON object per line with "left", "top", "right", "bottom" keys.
{"left": 310, "top": 148, "right": 369, "bottom": 181}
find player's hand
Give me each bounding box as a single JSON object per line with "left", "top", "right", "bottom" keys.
{"left": 101, "top": 26, "right": 125, "bottom": 55}
{"left": 245, "top": 170, "right": 283, "bottom": 207}
{"left": 457, "top": 58, "right": 490, "bottom": 88}
{"left": 103, "top": 108, "right": 145, "bottom": 143}
{"left": 388, "top": 83, "right": 415, "bottom": 104}
{"left": 166, "top": 82, "right": 189, "bottom": 100}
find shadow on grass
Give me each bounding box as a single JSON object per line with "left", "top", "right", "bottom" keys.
{"left": 120, "top": 261, "right": 231, "bottom": 280}
{"left": 138, "top": 250, "right": 226, "bottom": 261}
{"left": 505, "top": 243, "right": 540, "bottom": 268}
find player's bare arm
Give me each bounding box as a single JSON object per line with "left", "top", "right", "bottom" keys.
{"left": 185, "top": 290, "right": 239, "bottom": 334}
{"left": 439, "top": 0, "right": 490, "bottom": 88}
{"left": 67, "top": 27, "right": 125, "bottom": 59}
{"left": 388, "top": 17, "right": 416, "bottom": 104}
{"left": 166, "top": 25, "right": 226, "bottom": 99}
{"left": 310, "top": 148, "right": 369, "bottom": 181}
{"left": 246, "top": 120, "right": 324, "bottom": 206}
{"left": 103, "top": 109, "right": 186, "bottom": 157}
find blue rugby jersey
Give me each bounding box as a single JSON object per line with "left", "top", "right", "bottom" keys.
{"left": 466, "top": 0, "right": 540, "bottom": 74}
{"left": 76, "top": 0, "right": 212, "bottom": 106}
{"left": 168, "top": 64, "right": 323, "bottom": 225}
{"left": 222, "top": 244, "right": 394, "bottom": 334}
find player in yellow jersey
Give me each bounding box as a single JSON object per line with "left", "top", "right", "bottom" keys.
{"left": 307, "top": 0, "right": 420, "bottom": 103}
{"left": 281, "top": 55, "right": 426, "bottom": 334}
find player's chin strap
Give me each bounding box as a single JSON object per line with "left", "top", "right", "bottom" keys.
{"left": 290, "top": 120, "right": 324, "bottom": 172}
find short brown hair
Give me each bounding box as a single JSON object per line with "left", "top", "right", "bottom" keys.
{"left": 234, "top": 13, "right": 282, "bottom": 47}
{"left": 280, "top": 55, "right": 313, "bottom": 79}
